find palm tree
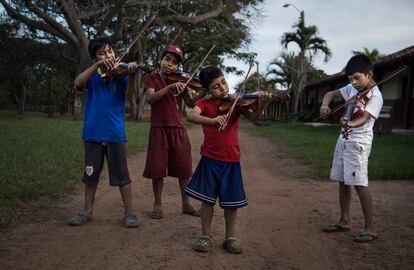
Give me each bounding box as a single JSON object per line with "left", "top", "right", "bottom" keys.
{"left": 266, "top": 51, "right": 299, "bottom": 92}
{"left": 281, "top": 15, "right": 331, "bottom": 113}
{"left": 352, "top": 47, "right": 384, "bottom": 61}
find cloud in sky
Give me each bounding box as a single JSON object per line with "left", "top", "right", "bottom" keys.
{"left": 223, "top": 0, "right": 414, "bottom": 91}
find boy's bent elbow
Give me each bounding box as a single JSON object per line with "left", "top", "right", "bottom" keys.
{"left": 74, "top": 80, "right": 83, "bottom": 90}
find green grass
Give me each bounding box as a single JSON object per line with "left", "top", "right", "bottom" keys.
{"left": 0, "top": 114, "right": 149, "bottom": 225}
{"left": 246, "top": 123, "right": 414, "bottom": 180}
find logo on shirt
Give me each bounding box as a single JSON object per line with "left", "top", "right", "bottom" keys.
{"left": 85, "top": 166, "right": 94, "bottom": 176}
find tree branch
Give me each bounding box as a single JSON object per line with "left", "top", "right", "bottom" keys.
{"left": 96, "top": 4, "right": 123, "bottom": 36}
{"left": 161, "top": 1, "right": 224, "bottom": 24}
{"left": 24, "top": 0, "right": 77, "bottom": 44}
{"left": 57, "top": 0, "right": 88, "bottom": 46}
{"left": 111, "top": 7, "right": 126, "bottom": 41}
{"left": 0, "top": 0, "right": 71, "bottom": 43}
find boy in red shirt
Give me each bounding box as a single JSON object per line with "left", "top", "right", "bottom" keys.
{"left": 143, "top": 45, "right": 205, "bottom": 219}
{"left": 185, "top": 66, "right": 271, "bottom": 254}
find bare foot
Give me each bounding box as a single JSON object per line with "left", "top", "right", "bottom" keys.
{"left": 149, "top": 205, "right": 163, "bottom": 219}
{"left": 182, "top": 204, "right": 200, "bottom": 217}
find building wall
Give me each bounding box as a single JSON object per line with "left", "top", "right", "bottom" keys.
{"left": 381, "top": 80, "right": 402, "bottom": 100}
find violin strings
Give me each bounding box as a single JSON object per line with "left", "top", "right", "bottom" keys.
{"left": 219, "top": 54, "right": 257, "bottom": 131}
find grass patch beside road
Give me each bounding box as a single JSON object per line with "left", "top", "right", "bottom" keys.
{"left": 246, "top": 123, "right": 414, "bottom": 180}
{"left": 0, "top": 115, "right": 149, "bottom": 226}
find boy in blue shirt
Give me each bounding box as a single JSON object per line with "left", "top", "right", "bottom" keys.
{"left": 67, "top": 37, "right": 139, "bottom": 227}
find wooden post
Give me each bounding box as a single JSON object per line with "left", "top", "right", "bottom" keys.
{"left": 404, "top": 62, "right": 414, "bottom": 129}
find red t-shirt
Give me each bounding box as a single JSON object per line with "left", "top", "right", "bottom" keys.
{"left": 196, "top": 98, "right": 241, "bottom": 162}
{"left": 144, "top": 72, "right": 184, "bottom": 127}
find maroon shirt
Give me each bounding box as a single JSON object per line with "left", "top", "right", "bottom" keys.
{"left": 196, "top": 99, "right": 241, "bottom": 162}
{"left": 144, "top": 72, "right": 184, "bottom": 127}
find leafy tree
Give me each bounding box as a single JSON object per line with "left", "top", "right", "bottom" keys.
{"left": 352, "top": 47, "right": 384, "bottom": 61}
{"left": 0, "top": 21, "right": 76, "bottom": 115}
{"left": 281, "top": 13, "right": 331, "bottom": 113}
{"left": 266, "top": 51, "right": 299, "bottom": 92}
{"left": 234, "top": 72, "right": 271, "bottom": 93}
{"left": 0, "top": 0, "right": 264, "bottom": 118}
{"left": 266, "top": 52, "right": 299, "bottom": 112}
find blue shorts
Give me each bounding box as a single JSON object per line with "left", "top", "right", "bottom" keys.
{"left": 185, "top": 156, "right": 248, "bottom": 208}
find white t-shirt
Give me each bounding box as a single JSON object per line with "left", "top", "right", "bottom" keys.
{"left": 339, "top": 84, "right": 383, "bottom": 143}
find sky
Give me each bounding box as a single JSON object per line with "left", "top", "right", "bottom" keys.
{"left": 223, "top": 0, "right": 414, "bottom": 91}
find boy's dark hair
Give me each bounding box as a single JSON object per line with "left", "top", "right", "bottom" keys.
{"left": 88, "top": 37, "right": 113, "bottom": 58}
{"left": 345, "top": 54, "right": 374, "bottom": 76}
{"left": 199, "top": 66, "right": 223, "bottom": 89}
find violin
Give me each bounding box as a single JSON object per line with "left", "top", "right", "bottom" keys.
{"left": 101, "top": 62, "right": 152, "bottom": 80}
{"left": 341, "top": 89, "right": 373, "bottom": 139}
{"left": 218, "top": 91, "right": 290, "bottom": 115}
{"left": 165, "top": 71, "right": 206, "bottom": 93}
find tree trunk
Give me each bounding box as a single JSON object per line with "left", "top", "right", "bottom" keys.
{"left": 16, "top": 81, "right": 26, "bottom": 115}
{"left": 130, "top": 40, "right": 145, "bottom": 120}
{"left": 137, "top": 89, "right": 147, "bottom": 120}
{"left": 294, "top": 55, "right": 309, "bottom": 114}
{"left": 73, "top": 46, "right": 90, "bottom": 118}
{"left": 47, "top": 80, "right": 54, "bottom": 118}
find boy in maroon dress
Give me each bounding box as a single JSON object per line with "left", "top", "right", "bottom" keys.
{"left": 143, "top": 45, "right": 206, "bottom": 219}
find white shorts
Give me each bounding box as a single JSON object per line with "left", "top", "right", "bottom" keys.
{"left": 329, "top": 139, "right": 372, "bottom": 187}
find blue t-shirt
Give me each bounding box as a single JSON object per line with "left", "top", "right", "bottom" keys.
{"left": 82, "top": 71, "right": 128, "bottom": 143}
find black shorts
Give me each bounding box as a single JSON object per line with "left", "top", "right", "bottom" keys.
{"left": 82, "top": 142, "right": 131, "bottom": 186}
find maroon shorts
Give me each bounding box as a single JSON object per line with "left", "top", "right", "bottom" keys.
{"left": 143, "top": 127, "right": 192, "bottom": 179}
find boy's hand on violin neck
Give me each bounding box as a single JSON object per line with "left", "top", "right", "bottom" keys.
{"left": 170, "top": 82, "right": 186, "bottom": 95}
{"left": 319, "top": 104, "right": 331, "bottom": 118}
{"left": 127, "top": 62, "right": 139, "bottom": 74}
{"left": 211, "top": 115, "right": 227, "bottom": 126}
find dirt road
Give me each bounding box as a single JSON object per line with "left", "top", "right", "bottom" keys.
{"left": 1, "top": 124, "right": 413, "bottom": 269}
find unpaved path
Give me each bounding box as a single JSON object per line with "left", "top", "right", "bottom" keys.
{"left": 1, "top": 123, "right": 413, "bottom": 270}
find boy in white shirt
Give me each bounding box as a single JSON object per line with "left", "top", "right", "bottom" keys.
{"left": 319, "top": 55, "right": 383, "bottom": 242}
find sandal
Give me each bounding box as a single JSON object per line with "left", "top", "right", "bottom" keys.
{"left": 67, "top": 212, "right": 92, "bottom": 226}
{"left": 192, "top": 235, "right": 212, "bottom": 252}
{"left": 322, "top": 223, "right": 351, "bottom": 233}
{"left": 149, "top": 209, "right": 163, "bottom": 219}
{"left": 222, "top": 237, "right": 243, "bottom": 254}
{"left": 354, "top": 231, "right": 377, "bottom": 243}
{"left": 124, "top": 212, "right": 140, "bottom": 228}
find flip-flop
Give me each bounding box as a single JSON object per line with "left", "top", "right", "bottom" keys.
{"left": 67, "top": 212, "right": 92, "bottom": 226}
{"left": 149, "top": 209, "right": 163, "bottom": 219}
{"left": 124, "top": 212, "right": 140, "bottom": 227}
{"left": 354, "top": 231, "right": 377, "bottom": 242}
{"left": 322, "top": 223, "right": 351, "bottom": 233}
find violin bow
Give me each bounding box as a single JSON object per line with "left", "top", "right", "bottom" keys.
{"left": 174, "top": 44, "right": 216, "bottom": 96}
{"left": 114, "top": 13, "right": 157, "bottom": 67}
{"left": 219, "top": 53, "right": 257, "bottom": 131}
{"left": 314, "top": 64, "right": 407, "bottom": 122}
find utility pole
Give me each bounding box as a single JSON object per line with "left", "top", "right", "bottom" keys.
{"left": 256, "top": 61, "right": 260, "bottom": 91}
